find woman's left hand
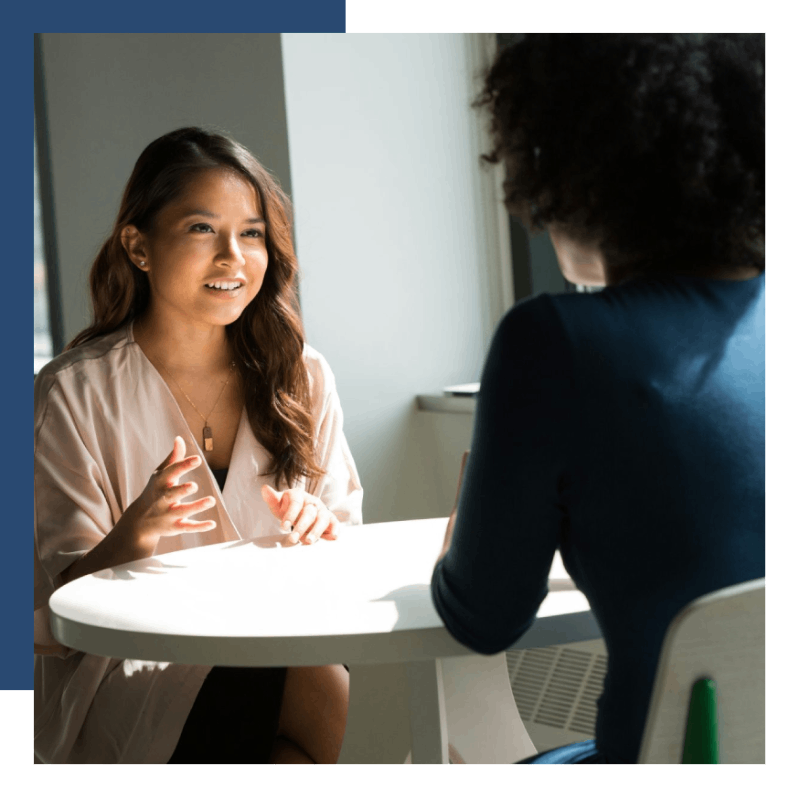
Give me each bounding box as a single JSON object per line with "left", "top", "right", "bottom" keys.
{"left": 261, "top": 485, "right": 340, "bottom": 545}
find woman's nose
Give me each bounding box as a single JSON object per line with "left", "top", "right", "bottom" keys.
{"left": 218, "top": 235, "right": 246, "bottom": 267}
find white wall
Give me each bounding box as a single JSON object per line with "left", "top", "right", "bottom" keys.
{"left": 282, "top": 34, "right": 510, "bottom": 523}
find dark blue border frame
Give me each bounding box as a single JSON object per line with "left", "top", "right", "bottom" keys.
{"left": 12, "top": 3, "right": 346, "bottom": 691}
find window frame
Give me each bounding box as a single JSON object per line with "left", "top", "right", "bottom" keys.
{"left": 34, "top": 32, "right": 64, "bottom": 374}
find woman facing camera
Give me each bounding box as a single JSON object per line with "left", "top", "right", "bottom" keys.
{"left": 34, "top": 127, "right": 363, "bottom": 764}
{"left": 432, "top": 34, "right": 764, "bottom": 764}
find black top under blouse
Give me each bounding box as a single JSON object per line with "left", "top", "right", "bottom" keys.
{"left": 211, "top": 468, "right": 229, "bottom": 491}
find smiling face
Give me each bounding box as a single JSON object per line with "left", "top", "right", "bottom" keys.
{"left": 124, "top": 168, "right": 269, "bottom": 332}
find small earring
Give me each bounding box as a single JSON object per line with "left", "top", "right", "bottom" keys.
{"left": 140, "top": 261, "right": 145, "bottom": 266}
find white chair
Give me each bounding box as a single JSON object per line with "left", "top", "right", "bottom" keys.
{"left": 638, "top": 578, "right": 764, "bottom": 764}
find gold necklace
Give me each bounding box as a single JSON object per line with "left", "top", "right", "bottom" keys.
{"left": 154, "top": 355, "right": 236, "bottom": 452}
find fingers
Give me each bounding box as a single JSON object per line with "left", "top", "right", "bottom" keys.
{"left": 280, "top": 489, "right": 307, "bottom": 533}
{"left": 159, "top": 454, "right": 204, "bottom": 487}
{"left": 290, "top": 503, "right": 321, "bottom": 543}
{"left": 158, "top": 496, "right": 217, "bottom": 538}
{"left": 155, "top": 436, "right": 187, "bottom": 473}
{"left": 154, "top": 488, "right": 216, "bottom": 537}
{"left": 321, "top": 516, "right": 340, "bottom": 541}
{"left": 297, "top": 508, "right": 334, "bottom": 545}
{"left": 169, "top": 517, "right": 217, "bottom": 535}
{"left": 162, "top": 481, "right": 199, "bottom": 505}
{"left": 292, "top": 506, "right": 339, "bottom": 545}
{"left": 261, "top": 484, "right": 284, "bottom": 517}
{"left": 168, "top": 495, "right": 216, "bottom": 518}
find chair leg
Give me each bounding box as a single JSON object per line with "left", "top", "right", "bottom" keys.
{"left": 442, "top": 652, "right": 537, "bottom": 764}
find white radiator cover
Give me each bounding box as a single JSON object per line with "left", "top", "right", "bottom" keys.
{"left": 506, "top": 638, "right": 608, "bottom": 753}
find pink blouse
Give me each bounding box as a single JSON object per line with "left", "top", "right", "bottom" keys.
{"left": 34, "top": 323, "right": 363, "bottom": 763}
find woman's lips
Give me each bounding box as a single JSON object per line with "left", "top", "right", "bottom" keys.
{"left": 204, "top": 284, "right": 245, "bottom": 298}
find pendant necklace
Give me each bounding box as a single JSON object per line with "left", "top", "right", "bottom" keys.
{"left": 155, "top": 356, "right": 236, "bottom": 452}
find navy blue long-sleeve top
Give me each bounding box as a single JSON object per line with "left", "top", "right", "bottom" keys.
{"left": 431, "top": 272, "right": 765, "bottom": 764}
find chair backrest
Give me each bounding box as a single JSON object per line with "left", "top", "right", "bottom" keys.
{"left": 637, "top": 578, "right": 765, "bottom": 764}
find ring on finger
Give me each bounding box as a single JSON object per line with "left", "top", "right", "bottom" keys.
{"left": 303, "top": 512, "right": 331, "bottom": 544}
{"left": 291, "top": 503, "right": 319, "bottom": 538}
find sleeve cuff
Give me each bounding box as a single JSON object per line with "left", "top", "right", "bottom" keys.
{"left": 430, "top": 558, "right": 535, "bottom": 656}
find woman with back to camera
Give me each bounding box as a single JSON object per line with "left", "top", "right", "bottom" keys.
{"left": 34, "top": 127, "right": 362, "bottom": 764}
{"left": 431, "top": 34, "right": 764, "bottom": 764}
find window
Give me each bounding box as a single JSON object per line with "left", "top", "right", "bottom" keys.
{"left": 34, "top": 33, "right": 62, "bottom": 376}
{"left": 34, "top": 133, "right": 53, "bottom": 373}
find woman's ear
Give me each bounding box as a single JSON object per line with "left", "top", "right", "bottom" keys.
{"left": 120, "top": 225, "right": 149, "bottom": 272}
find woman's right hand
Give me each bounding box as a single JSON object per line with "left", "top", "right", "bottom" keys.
{"left": 62, "top": 437, "right": 217, "bottom": 584}
{"left": 127, "top": 436, "right": 217, "bottom": 546}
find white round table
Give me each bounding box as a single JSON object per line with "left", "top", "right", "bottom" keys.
{"left": 50, "top": 518, "right": 598, "bottom": 764}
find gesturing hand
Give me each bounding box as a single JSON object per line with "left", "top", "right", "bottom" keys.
{"left": 129, "top": 436, "right": 217, "bottom": 543}
{"left": 261, "top": 485, "right": 339, "bottom": 546}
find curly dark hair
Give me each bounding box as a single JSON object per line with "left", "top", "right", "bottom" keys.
{"left": 477, "top": 34, "right": 764, "bottom": 278}
{"left": 67, "top": 127, "right": 324, "bottom": 490}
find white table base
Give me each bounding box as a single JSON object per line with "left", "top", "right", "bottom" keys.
{"left": 338, "top": 653, "right": 536, "bottom": 764}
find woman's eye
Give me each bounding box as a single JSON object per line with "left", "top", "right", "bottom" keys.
{"left": 188, "top": 223, "right": 262, "bottom": 237}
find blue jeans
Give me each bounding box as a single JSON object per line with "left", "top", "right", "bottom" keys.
{"left": 518, "top": 739, "right": 606, "bottom": 764}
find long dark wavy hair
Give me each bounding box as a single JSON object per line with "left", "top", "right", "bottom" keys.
{"left": 67, "top": 127, "right": 325, "bottom": 489}
{"left": 477, "top": 34, "right": 765, "bottom": 279}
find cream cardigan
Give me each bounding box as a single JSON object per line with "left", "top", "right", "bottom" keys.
{"left": 34, "top": 323, "right": 363, "bottom": 763}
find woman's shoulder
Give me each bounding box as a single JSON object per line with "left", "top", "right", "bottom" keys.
{"left": 302, "top": 342, "right": 339, "bottom": 403}
{"left": 34, "top": 326, "right": 133, "bottom": 407}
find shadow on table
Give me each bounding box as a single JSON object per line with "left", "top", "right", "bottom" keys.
{"left": 372, "top": 583, "right": 437, "bottom": 630}
{"left": 91, "top": 559, "right": 186, "bottom": 580}
{"left": 373, "top": 576, "right": 579, "bottom": 630}
{"left": 91, "top": 533, "right": 291, "bottom": 580}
